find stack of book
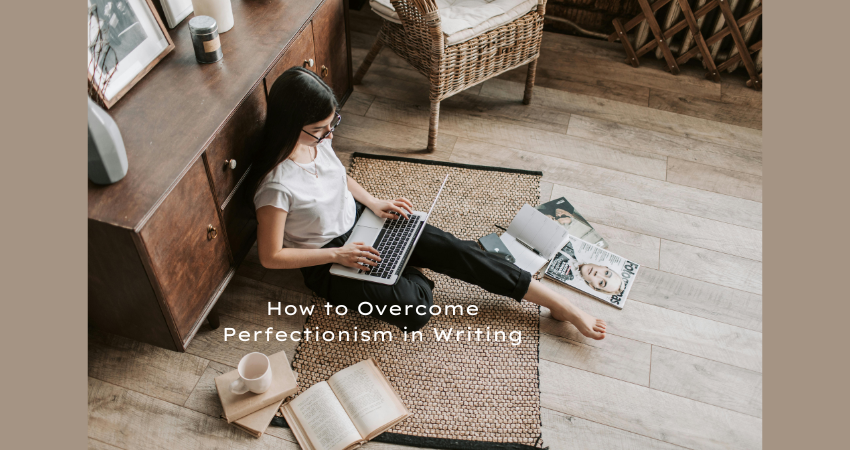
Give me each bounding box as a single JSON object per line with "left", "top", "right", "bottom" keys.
{"left": 215, "top": 350, "right": 298, "bottom": 438}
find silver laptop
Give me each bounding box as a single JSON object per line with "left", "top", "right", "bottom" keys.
{"left": 329, "top": 174, "right": 449, "bottom": 285}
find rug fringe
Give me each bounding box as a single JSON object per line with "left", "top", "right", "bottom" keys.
{"left": 350, "top": 152, "right": 544, "bottom": 176}
{"left": 270, "top": 418, "right": 547, "bottom": 450}
{"left": 374, "top": 431, "right": 550, "bottom": 450}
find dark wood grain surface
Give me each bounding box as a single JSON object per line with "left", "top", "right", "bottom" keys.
{"left": 88, "top": 219, "right": 179, "bottom": 351}
{"left": 204, "top": 87, "right": 267, "bottom": 206}
{"left": 265, "top": 21, "right": 316, "bottom": 95}
{"left": 88, "top": 0, "right": 323, "bottom": 229}
{"left": 139, "top": 158, "right": 231, "bottom": 341}
{"left": 312, "top": 0, "right": 351, "bottom": 100}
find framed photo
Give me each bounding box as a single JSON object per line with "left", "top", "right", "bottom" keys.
{"left": 88, "top": 0, "right": 175, "bottom": 109}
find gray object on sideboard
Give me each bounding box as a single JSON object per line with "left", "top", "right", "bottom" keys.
{"left": 87, "top": 97, "right": 129, "bottom": 185}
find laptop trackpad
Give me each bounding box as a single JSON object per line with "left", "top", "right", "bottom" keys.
{"left": 347, "top": 225, "right": 380, "bottom": 246}
{"left": 357, "top": 208, "right": 385, "bottom": 229}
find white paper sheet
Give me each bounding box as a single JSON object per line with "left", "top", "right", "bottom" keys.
{"left": 506, "top": 204, "right": 570, "bottom": 254}
{"left": 499, "top": 204, "right": 571, "bottom": 274}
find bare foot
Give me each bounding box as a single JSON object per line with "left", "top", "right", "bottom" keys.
{"left": 549, "top": 302, "right": 607, "bottom": 340}
{"left": 523, "top": 279, "right": 607, "bottom": 340}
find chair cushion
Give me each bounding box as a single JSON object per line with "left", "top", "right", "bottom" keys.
{"left": 369, "top": 0, "right": 538, "bottom": 46}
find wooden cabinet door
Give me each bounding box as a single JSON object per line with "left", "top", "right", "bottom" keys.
{"left": 265, "top": 22, "right": 316, "bottom": 96}
{"left": 140, "top": 157, "right": 231, "bottom": 342}
{"left": 312, "top": 0, "right": 350, "bottom": 100}
{"left": 205, "top": 87, "right": 267, "bottom": 208}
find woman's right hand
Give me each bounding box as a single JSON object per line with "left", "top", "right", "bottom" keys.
{"left": 333, "top": 242, "right": 381, "bottom": 269}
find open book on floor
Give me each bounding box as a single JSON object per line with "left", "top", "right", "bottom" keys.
{"left": 544, "top": 235, "right": 640, "bottom": 309}
{"left": 281, "top": 357, "right": 411, "bottom": 450}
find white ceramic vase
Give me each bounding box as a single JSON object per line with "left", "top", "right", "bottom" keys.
{"left": 191, "top": 0, "right": 235, "bottom": 33}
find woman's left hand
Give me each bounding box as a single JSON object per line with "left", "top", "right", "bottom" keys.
{"left": 369, "top": 198, "right": 414, "bottom": 220}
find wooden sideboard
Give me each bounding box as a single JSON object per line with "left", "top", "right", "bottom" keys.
{"left": 88, "top": 0, "right": 352, "bottom": 352}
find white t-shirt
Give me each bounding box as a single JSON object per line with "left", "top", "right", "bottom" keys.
{"left": 253, "top": 139, "right": 356, "bottom": 249}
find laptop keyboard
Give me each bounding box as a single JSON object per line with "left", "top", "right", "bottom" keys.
{"left": 360, "top": 212, "right": 422, "bottom": 279}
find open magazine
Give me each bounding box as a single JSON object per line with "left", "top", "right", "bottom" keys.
{"left": 544, "top": 235, "right": 640, "bottom": 309}
{"left": 536, "top": 197, "right": 608, "bottom": 248}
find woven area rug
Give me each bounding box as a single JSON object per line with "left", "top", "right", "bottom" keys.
{"left": 274, "top": 153, "right": 547, "bottom": 449}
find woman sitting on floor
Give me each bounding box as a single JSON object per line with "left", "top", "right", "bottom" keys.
{"left": 245, "top": 66, "right": 607, "bottom": 340}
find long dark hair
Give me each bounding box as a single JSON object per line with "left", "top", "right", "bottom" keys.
{"left": 244, "top": 66, "right": 339, "bottom": 212}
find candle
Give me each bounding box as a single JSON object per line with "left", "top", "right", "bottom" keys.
{"left": 191, "top": 0, "right": 234, "bottom": 33}
{"left": 188, "top": 16, "right": 223, "bottom": 64}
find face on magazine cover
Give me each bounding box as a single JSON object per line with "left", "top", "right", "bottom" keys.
{"left": 579, "top": 263, "right": 625, "bottom": 295}
{"left": 552, "top": 208, "right": 574, "bottom": 225}
{"left": 551, "top": 208, "right": 592, "bottom": 227}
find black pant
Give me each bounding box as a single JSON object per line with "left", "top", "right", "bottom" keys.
{"left": 300, "top": 201, "right": 532, "bottom": 331}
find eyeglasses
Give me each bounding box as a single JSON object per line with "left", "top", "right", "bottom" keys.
{"left": 302, "top": 112, "right": 341, "bottom": 144}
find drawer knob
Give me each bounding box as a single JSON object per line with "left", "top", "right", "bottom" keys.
{"left": 304, "top": 58, "right": 314, "bottom": 68}
{"left": 321, "top": 65, "right": 328, "bottom": 78}
{"left": 225, "top": 159, "right": 237, "bottom": 170}
{"left": 207, "top": 224, "right": 218, "bottom": 240}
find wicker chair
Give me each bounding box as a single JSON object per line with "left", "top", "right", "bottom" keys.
{"left": 354, "top": 0, "right": 547, "bottom": 151}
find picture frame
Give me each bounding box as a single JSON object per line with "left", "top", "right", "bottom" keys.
{"left": 88, "top": 0, "right": 175, "bottom": 109}
{"left": 155, "top": 0, "right": 194, "bottom": 29}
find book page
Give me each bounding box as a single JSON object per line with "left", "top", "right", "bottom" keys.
{"left": 507, "top": 204, "right": 570, "bottom": 260}
{"left": 327, "top": 359, "right": 408, "bottom": 437}
{"left": 288, "top": 381, "right": 363, "bottom": 450}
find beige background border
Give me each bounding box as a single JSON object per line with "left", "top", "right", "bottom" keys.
{"left": 2, "top": 0, "right": 87, "bottom": 447}
{"left": 764, "top": 1, "right": 848, "bottom": 448}
{"left": 3, "top": 1, "right": 848, "bottom": 448}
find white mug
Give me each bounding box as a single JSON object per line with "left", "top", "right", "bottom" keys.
{"left": 230, "top": 352, "right": 272, "bottom": 394}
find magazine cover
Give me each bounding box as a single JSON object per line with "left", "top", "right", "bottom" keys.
{"left": 545, "top": 236, "right": 639, "bottom": 309}
{"left": 536, "top": 197, "right": 608, "bottom": 248}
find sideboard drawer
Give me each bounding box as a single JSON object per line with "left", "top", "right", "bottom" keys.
{"left": 265, "top": 21, "right": 316, "bottom": 94}
{"left": 205, "top": 87, "right": 267, "bottom": 208}
{"left": 139, "top": 157, "right": 231, "bottom": 341}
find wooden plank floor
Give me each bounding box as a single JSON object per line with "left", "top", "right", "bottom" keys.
{"left": 88, "top": 7, "right": 762, "bottom": 450}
